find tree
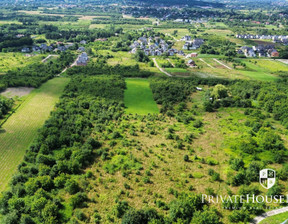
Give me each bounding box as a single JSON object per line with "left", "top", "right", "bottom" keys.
{"left": 134, "top": 50, "right": 149, "bottom": 63}
{"left": 211, "top": 84, "right": 228, "bottom": 100}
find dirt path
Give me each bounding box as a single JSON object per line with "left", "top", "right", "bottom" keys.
{"left": 213, "top": 58, "right": 233, "bottom": 70}
{"left": 41, "top": 54, "right": 58, "bottom": 63}
{"left": 152, "top": 58, "right": 172, "bottom": 77}
{"left": 251, "top": 207, "right": 288, "bottom": 224}
{"left": 57, "top": 55, "right": 79, "bottom": 76}
{"left": 167, "top": 58, "right": 175, "bottom": 67}
{"left": 199, "top": 58, "right": 214, "bottom": 68}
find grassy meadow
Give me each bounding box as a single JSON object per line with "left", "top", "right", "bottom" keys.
{"left": 124, "top": 79, "right": 159, "bottom": 115}
{"left": 0, "top": 77, "right": 69, "bottom": 191}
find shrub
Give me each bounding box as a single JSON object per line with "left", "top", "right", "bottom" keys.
{"left": 183, "top": 155, "right": 189, "bottom": 162}
{"left": 65, "top": 179, "right": 80, "bottom": 195}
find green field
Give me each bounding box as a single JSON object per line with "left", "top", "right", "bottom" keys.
{"left": 259, "top": 212, "right": 288, "bottom": 224}
{"left": 124, "top": 79, "right": 159, "bottom": 115}
{"left": 238, "top": 60, "right": 279, "bottom": 81}
{"left": 0, "top": 77, "right": 70, "bottom": 192}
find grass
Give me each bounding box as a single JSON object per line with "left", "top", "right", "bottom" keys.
{"left": 250, "top": 59, "right": 288, "bottom": 73}
{"left": 259, "top": 212, "right": 288, "bottom": 224}
{"left": 238, "top": 60, "right": 279, "bottom": 81}
{"left": 0, "top": 77, "right": 70, "bottom": 192}
{"left": 124, "top": 79, "right": 159, "bottom": 115}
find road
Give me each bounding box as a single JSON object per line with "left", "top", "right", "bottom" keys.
{"left": 152, "top": 58, "right": 172, "bottom": 77}
{"left": 251, "top": 207, "right": 288, "bottom": 224}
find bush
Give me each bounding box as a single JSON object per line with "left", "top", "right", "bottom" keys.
{"left": 122, "top": 208, "right": 162, "bottom": 224}
{"left": 65, "top": 179, "right": 80, "bottom": 195}
{"left": 228, "top": 209, "right": 250, "bottom": 223}
{"left": 229, "top": 158, "right": 244, "bottom": 171}
{"left": 183, "top": 155, "right": 189, "bottom": 162}
{"left": 114, "top": 201, "right": 130, "bottom": 218}
{"left": 70, "top": 192, "right": 88, "bottom": 209}
{"left": 169, "top": 194, "right": 203, "bottom": 222}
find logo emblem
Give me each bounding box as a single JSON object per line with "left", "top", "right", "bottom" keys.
{"left": 260, "top": 169, "right": 276, "bottom": 189}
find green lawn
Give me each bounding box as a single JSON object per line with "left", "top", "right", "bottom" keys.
{"left": 239, "top": 70, "right": 278, "bottom": 81}
{"left": 0, "top": 77, "right": 70, "bottom": 192}
{"left": 124, "top": 79, "right": 159, "bottom": 115}
{"left": 259, "top": 211, "right": 288, "bottom": 224}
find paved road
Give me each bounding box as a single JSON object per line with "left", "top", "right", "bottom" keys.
{"left": 213, "top": 58, "right": 233, "bottom": 70}
{"left": 152, "top": 58, "right": 172, "bottom": 77}
{"left": 251, "top": 207, "right": 288, "bottom": 223}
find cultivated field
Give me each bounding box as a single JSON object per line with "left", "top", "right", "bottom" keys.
{"left": 124, "top": 79, "right": 159, "bottom": 115}
{"left": 0, "top": 77, "right": 70, "bottom": 191}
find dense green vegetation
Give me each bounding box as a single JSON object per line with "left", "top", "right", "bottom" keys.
{"left": 0, "top": 52, "right": 74, "bottom": 92}
{"left": 0, "top": 95, "right": 13, "bottom": 122}
{"left": 1, "top": 1, "right": 288, "bottom": 223}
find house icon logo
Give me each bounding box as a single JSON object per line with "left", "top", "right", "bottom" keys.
{"left": 260, "top": 169, "right": 276, "bottom": 189}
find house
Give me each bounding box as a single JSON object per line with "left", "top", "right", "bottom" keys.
{"left": 237, "top": 49, "right": 244, "bottom": 55}
{"left": 187, "top": 59, "right": 196, "bottom": 67}
{"left": 193, "top": 38, "right": 204, "bottom": 46}
{"left": 78, "top": 47, "right": 85, "bottom": 52}
{"left": 32, "top": 46, "right": 41, "bottom": 52}
{"left": 80, "top": 40, "right": 87, "bottom": 45}
{"left": 21, "top": 47, "right": 30, "bottom": 53}
{"left": 247, "top": 49, "right": 256, "bottom": 57}
{"left": 76, "top": 52, "right": 89, "bottom": 66}
{"left": 190, "top": 53, "right": 198, "bottom": 57}
{"left": 181, "top": 35, "right": 192, "bottom": 41}
{"left": 258, "top": 51, "right": 266, "bottom": 57}
{"left": 131, "top": 48, "right": 137, "bottom": 54}
{"left": 268, "top": 49, "right": 279, "bottom": 57}
{"left": 183, "top": 43, "right": 189, "bottom": 50}
{"left": 144, "top": 49, "right": 150, "bottom": 56}
{"left": 196, "top": 87, "right": 203, "bottom": 91}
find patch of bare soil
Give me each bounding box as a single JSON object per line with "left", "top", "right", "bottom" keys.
{"left": 1, "top": 87, "right": 34, "bottom": 98}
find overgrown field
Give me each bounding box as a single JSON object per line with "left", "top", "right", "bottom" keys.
{"left": 0, "top": 53, "right": 45, "bottom": 74}
{"left": 0, "top": 77, "right": 70, "bottom": 192}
